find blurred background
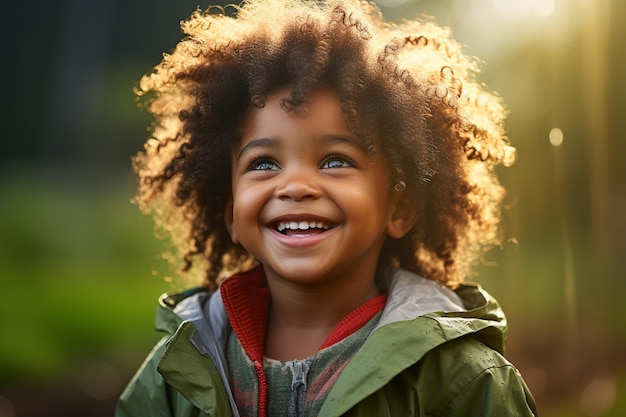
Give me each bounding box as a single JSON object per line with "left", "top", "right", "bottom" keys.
{"left": 0, "top": 0, "right": 623, "bottom": 416}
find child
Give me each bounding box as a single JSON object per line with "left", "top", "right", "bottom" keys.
{"left": 117, "top": 0, "right": 537, "bottom": 415}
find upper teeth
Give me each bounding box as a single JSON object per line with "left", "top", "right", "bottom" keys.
{"left": 277, "top": 220, "right": 331, "bottom": 232}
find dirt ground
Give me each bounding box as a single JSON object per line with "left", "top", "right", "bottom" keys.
{"left": 0, "top": 385, "right": 118, "bottom": 417}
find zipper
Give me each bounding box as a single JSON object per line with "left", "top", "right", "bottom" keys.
{"left": 288, "top": 358, "right": 313, "bottom": 417}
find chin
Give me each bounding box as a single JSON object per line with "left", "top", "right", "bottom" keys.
{"left": 265, "top": 265, "right": 332, "bottom": 285}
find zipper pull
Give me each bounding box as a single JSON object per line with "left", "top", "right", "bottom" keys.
{"left": 290, "top": 359, "right": 311, "bottom": 390}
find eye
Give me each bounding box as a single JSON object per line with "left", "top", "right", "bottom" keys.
{"left": 321, "top": 154, "right": 355, "bottom": 169}
{"left": 247, "top": 157, "right": 280, "bottom": 171}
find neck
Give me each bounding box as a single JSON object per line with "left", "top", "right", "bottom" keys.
{"left": 264, "top": 271, "right": 380, "bottom": 360}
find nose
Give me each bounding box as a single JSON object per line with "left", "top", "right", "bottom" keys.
{"left": 274, "top": 167, "right": 322, "bottom": 201}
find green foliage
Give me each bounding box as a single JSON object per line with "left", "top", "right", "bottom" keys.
{"left": 0, "top": 174, "right": 169, "bottom": 383}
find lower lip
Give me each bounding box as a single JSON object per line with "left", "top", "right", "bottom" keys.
{"left": 269, "top": 228, "right": 334, "bottom": 248}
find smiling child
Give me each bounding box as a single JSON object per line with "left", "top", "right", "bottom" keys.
{"left": 116, "top": 0, "right": 537, "bottom": 416}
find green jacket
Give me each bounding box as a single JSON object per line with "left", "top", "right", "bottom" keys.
{"left": 116, "top": 268, "right": 537, "bottom": 416}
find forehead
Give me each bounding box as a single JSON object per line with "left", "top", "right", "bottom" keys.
{"left": 241, "top": 87, "right": 352, "bottom": 137}
{"left": 230, "top": 86, "right": 386, "bottom": 163}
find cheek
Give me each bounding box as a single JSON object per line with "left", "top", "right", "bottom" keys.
{"left": 343, "top": 181, "right": 390, "bottom": 206}
{"left": 348, "top": 186, "right": 395, "bottom": 223}
{"left": 232, "top": 186, "right": 265, "bottom": 224}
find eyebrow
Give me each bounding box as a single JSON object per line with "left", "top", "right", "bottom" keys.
{"left": 236, "top": 138, "right": 275, "bottom": 162}
{"left": 235, "top": 134, "right": 366, "bottom": 161}
{"left": 323, "top": 134, "right": 366, "bottom": 151}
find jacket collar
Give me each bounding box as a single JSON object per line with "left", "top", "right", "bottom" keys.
{"left": 376, "top": 267, "right": 467, "bottom": 328}
{"left": 156, "top": 288, "right": 239, "bottom": 416}
{"left": 157, "top": 321, "right": 233, "bottom": 416}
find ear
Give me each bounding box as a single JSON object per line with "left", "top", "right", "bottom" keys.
{"left": 386, "top": 191, "right": 418, "bottom": 239}
{"left": 224, "top": 197, "right": 240, "bottom": 244}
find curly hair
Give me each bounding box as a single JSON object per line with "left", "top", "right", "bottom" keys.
{"left": 133, "top": 0, "right": 515, "bottom": 290}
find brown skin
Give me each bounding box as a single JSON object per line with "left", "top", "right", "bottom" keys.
{"left": 226, "top": 88, "right": 417, "bottom": 360}
{"left": 264, "top": 279, "right": 380, "bottom": 360}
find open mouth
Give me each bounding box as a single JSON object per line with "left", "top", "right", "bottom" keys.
{"left": 276, "top": 220, "right": 332, "bottom": 236}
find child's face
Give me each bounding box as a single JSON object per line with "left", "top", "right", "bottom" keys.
{"left": 226, "top": 87, "right": 414, "bottom": 288}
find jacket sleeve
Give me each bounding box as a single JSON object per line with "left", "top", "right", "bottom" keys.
{"left": 115, "top": 337, "right": 175, "bottom": 417}
{"left": 445, "top": 361, "right": 538, "bottom": 416}
{"left": 422, "top": 336, "right": 538, "bottom": 417}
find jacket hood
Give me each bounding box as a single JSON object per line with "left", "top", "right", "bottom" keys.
{"left": 156, "top": 267, "right": 507, "bottom": 358}
{"left": 378, "top": 267, "right": 507, "bottom": 353}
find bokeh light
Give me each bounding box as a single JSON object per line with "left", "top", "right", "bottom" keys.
{"left": 580, "top": 378, "right": 617, "bottom": 417}
{"left": 492, "top": 0, "right": 555, "bottom": 20}
{"left": 549, "top": 127, "right": 564, "bottom": 147}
